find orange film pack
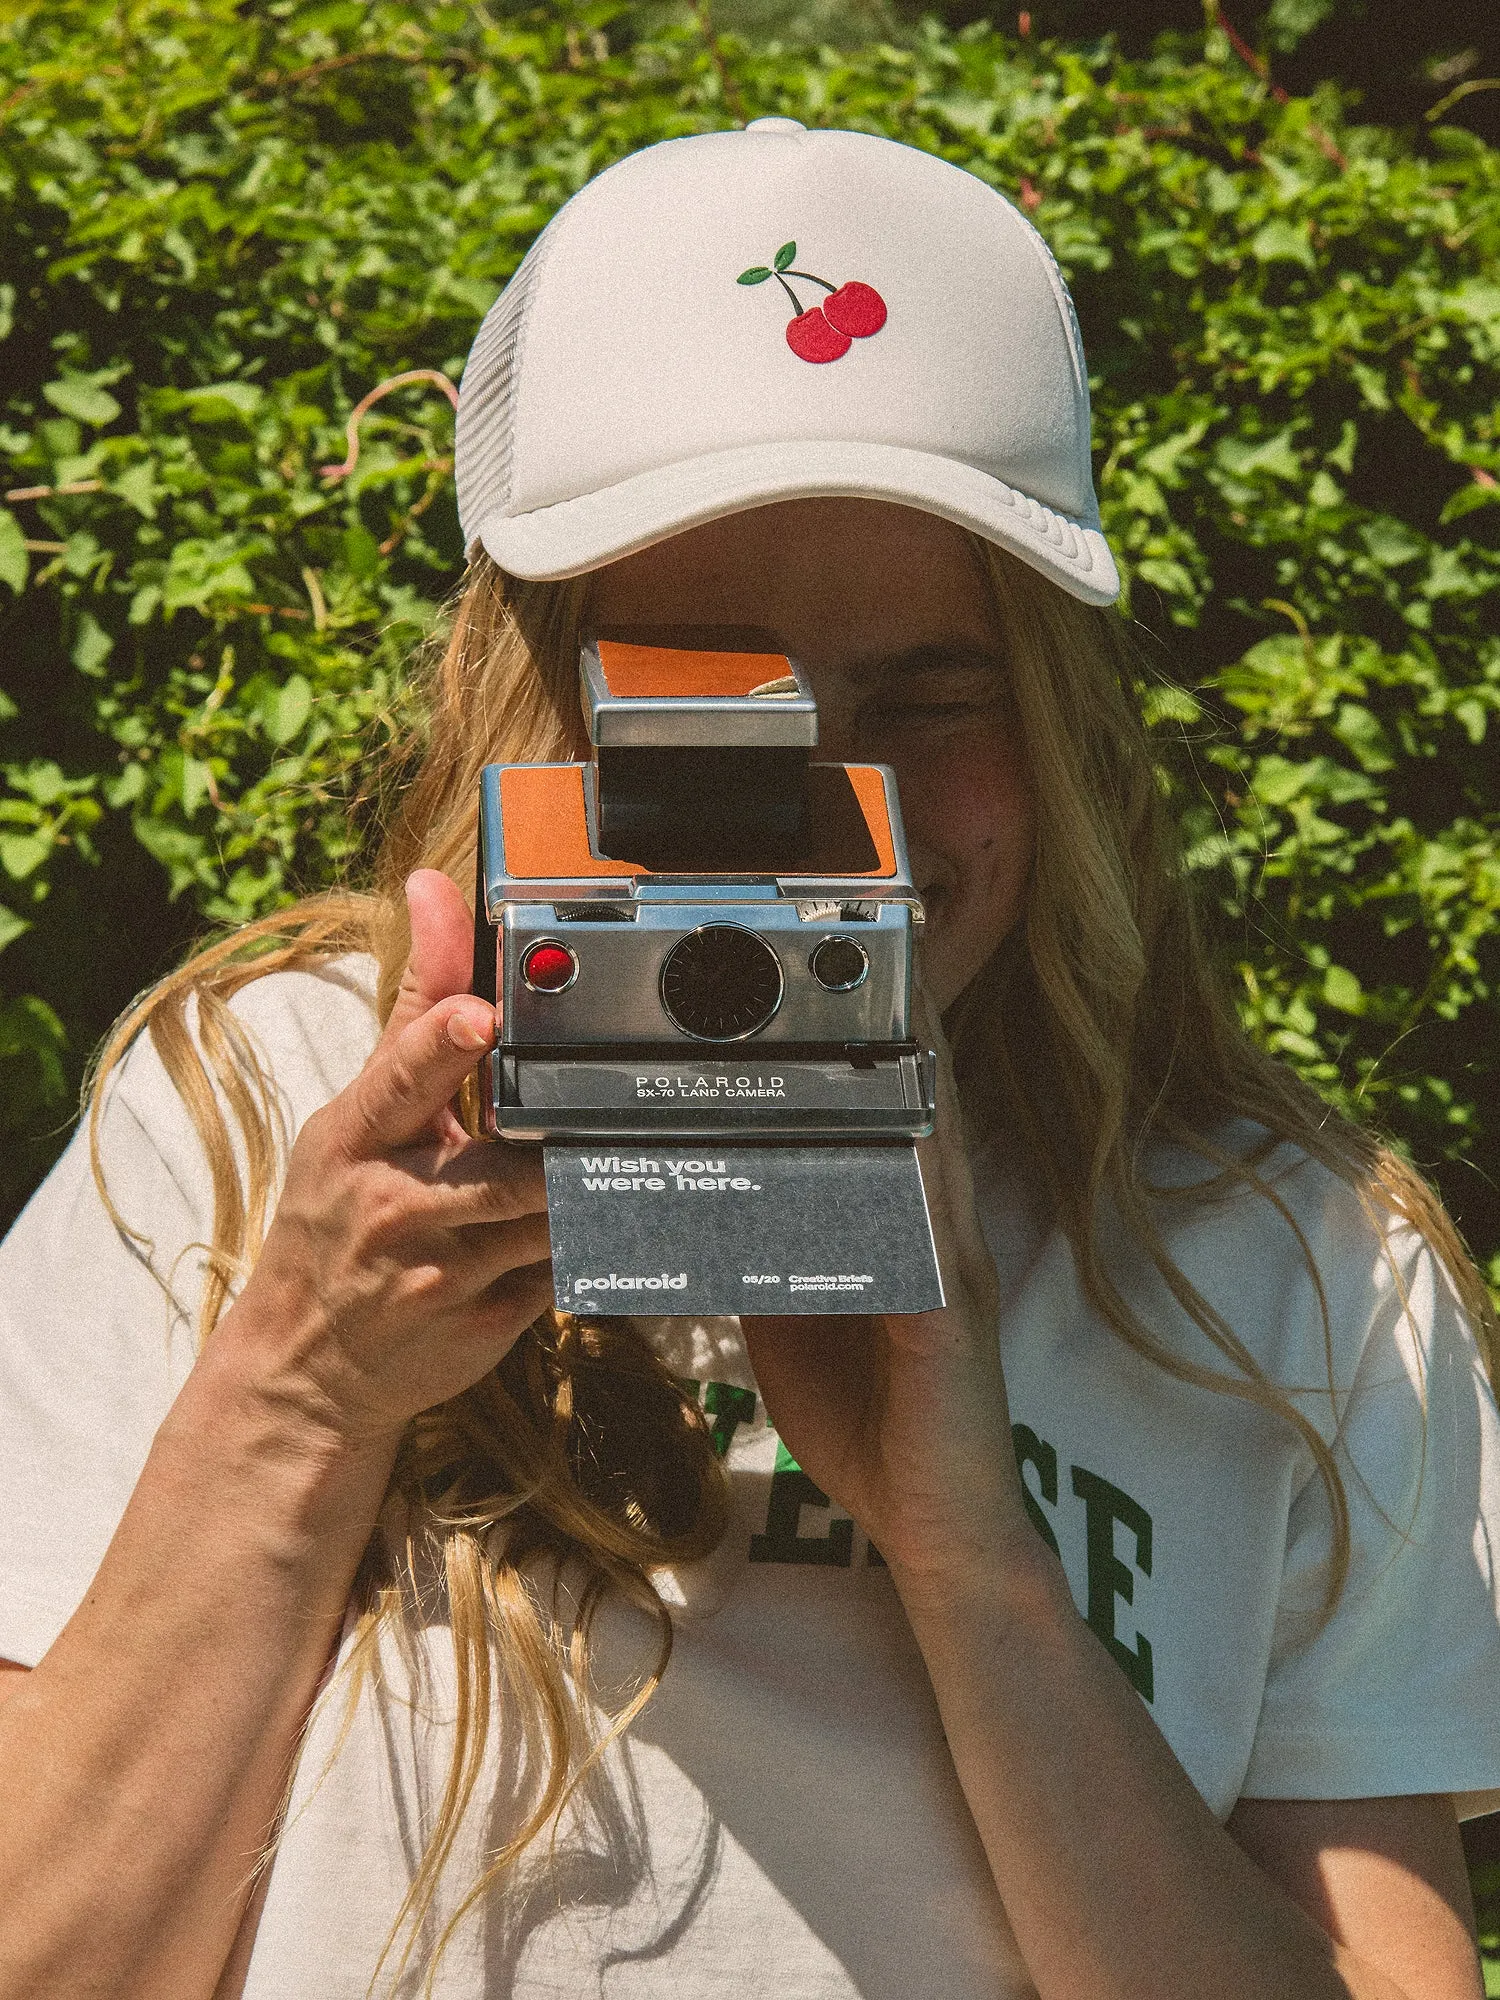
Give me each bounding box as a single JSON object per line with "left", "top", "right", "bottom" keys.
{"left": 471, "top": 631, "right": 944, "bottom": 1316}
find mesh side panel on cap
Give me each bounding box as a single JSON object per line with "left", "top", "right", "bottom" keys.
{"left": 455, "top": 229, "right": 553, "bottom": 548}
{"left": 1021, "top": 226, "right": 1097, "bottom": 523}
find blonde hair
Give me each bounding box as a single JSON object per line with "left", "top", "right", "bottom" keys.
{"left": 89, "top": 537, "right": 1496, "bottom": 1988}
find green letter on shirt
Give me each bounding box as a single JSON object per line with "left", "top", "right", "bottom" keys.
{"left": 750, "top": 1439, "right": 854, "bottom": 1566}
{"left": 1011, "top": 1423, "right": 1061, "bottom": 1557}
{"left": 1070, "top": 1465, "right": 1154, "bottom": 1702}
{"left": 704, "top": 1381, "right": 758, "bottom": 1459}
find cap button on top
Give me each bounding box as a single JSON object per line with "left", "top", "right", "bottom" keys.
{"left": 744, "top": 117, "right": 807, "bottom": 134}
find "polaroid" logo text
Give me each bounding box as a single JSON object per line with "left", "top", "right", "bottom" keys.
{"left": 573, "top": 1272, "right": 689, "bottom": 1294}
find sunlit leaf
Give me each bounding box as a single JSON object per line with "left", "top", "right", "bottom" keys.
{"left": 41, "top": 377, "right": 121, "bottom": 426}
{"left": 0, "top": 510, "right": 28, "bottom": 595}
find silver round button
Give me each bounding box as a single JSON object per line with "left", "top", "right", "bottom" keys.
{"left": 744, "top": 117, "right": 807, "bottom": 134}
{"left": 810, "top": 936, "right": 869, "bottom": 993}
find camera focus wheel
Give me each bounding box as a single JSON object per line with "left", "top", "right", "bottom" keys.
{"left": 660, "top": 924, "right": 785, "bottom": 1042}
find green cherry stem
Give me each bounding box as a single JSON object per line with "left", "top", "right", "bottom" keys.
{"left": 774, "top": 272, "right": 806, "bottom": 314}
{"left": 786, "top": 268, "right": 835, "bottom": 292}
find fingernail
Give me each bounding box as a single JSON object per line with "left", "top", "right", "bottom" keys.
{"left": 447, "top": 1007, "right": 493, "bottom": 1052}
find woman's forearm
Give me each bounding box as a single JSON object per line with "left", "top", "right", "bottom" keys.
{"left": 892, "top": 1542, "right": 1408, "bottom": 2000}
{"left": 0, "top": 889, "right": 551, "bottom": 2000}
{"left": 0, "top": 1316, "right": 398, "bottom": 2000}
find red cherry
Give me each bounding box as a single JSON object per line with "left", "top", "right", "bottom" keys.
{"left": 824, "top": 281, "right": 887, "bottom": 339}
{"left": 785, "top": 308, "right": 852, "bottom": 363}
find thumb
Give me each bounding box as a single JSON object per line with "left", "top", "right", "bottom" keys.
{"left": 382, "top": 869, "right": 481, "bottom": 1047}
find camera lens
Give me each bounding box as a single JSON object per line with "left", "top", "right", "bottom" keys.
{"left": 810, "top": 936, "right": 869, "bottom": 992}
{"left": 660, "top": 925, "right": 784, "bottom": 1041}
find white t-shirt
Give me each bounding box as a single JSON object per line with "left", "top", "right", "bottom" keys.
{"left": 3, "top": 957, "right": 1500, "bottom": 1999}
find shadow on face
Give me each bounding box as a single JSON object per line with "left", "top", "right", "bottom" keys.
{"left": 585, "top": 500, "right": 1035, "bottom": 1011}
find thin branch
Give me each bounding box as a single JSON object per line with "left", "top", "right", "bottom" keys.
{"left": 1427, "top": 78, "right": 1500, "bottom": 123}
{"left": 301, "top": 566, "right": 328, "bottom": 631}
{"left": 377, "top": 460, "right": 452, "bottom": 557}
{"left": 691, "top": 0, "right": 747, "bottom": 122}
{"left": 1210, "top": 5, "right": 1348, "bottom": 169}
{"left": 0, "top": 80, "right": 42, "bottom": 125}
{"left": 250, "top": 47, "right": 477, "bottom": 95}
{"left": 5, "top": 479, "right": 104, "bottom": 502}
{"left": 320, "top": 369, "right": 459, "bottom": 482}
{"left": 1213, "top": 4, "right": 1272, "bottom": 86}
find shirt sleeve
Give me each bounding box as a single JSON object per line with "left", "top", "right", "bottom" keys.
{"left": 0, "top": 959, "right": 379, "bottom": 1669}
{"left": 0, "top": 1043, "right": 208, "bottom": 1665}
{"left": 1240, "top": 1211, "right": 1500, "bottom": 1818}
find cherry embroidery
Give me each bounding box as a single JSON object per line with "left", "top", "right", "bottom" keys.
{"left": 784, "top": 305, "right": 850, "bottom": 363}
{"left": 737, "top": 242, "right": 888, "bottom": 364}
{"left": 824, "top": 282, "right": 886, "bottom": 337}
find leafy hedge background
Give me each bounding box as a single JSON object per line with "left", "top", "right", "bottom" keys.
{"left": 2, "top": 0, "right": 1500, "bottom": 1945}
{"left": 2, "top": 0, "right": 1497, "bottom": 1298}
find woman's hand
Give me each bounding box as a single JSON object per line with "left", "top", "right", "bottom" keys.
{"left": 745, "top": 1000, "right": 1479, "bottom": 2000}
{"left": 740, "top": 986, "right": 1036, "bottom": 1593}
{"left": 0, "top": 871, "right": 556, "bottom": 2000}
{"left": 217, "top": 869, "right": 553, "bottom": 1448}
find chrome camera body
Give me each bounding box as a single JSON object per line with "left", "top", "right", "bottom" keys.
{"left": 472, "top": 630, "right": 935, "bottom": 1142}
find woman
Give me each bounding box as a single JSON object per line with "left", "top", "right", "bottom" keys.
{"left": 1, "top": 120, "right": 1497, "bottom": 2000}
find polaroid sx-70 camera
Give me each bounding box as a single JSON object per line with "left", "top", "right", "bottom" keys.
{"left": 470, "top": 630, "right": 945, "bottom": 1316}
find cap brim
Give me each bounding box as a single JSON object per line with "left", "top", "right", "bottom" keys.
{"left": 476, "top": 438, "right": 1119, "bottom": 606}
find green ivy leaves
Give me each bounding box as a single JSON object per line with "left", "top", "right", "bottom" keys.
{"left": 0, "top": 0, "right": 1496, "bottom": 1274}
{"left": 0, "top": 995, "right": 67, "bottom": 1138}
{"left": 41, "top": 372, "right": 125, "bottom": 427}
{"left": 0, "top": 513, "right": 27, "bottom": 596}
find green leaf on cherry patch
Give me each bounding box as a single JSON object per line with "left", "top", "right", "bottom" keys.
{"left": 738, "top": 266, "right": 771, "bottom": 285}
{"left": 774, "top": 241, "right": 796, "bottom": 271}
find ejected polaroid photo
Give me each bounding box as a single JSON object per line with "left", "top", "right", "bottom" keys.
{"left": 544, "top": 1140, "right": 944, "bottom": 1316}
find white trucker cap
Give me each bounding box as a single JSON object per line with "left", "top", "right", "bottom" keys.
{"left": 455, "top": 119, "right": 1118, "bottom": 605}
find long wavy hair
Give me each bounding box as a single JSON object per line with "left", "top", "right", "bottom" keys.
{"left": 89, "top": 536, "right": 1497, "bottom": 1990}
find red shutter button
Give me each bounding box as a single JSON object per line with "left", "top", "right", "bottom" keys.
{"left": 520, "top": 941, "right": 578, "bottom": 993}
